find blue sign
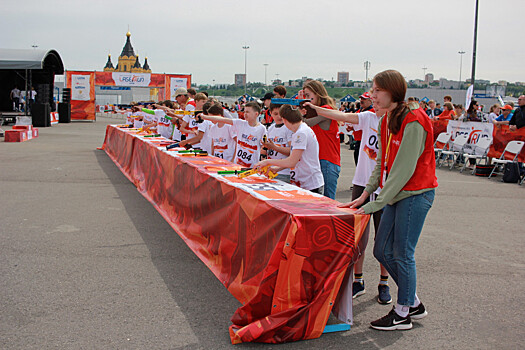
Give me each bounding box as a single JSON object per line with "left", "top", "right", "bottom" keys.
{"left": 421, "top": 96, "right": 429, "bottom": 103}
{"left": 100, "top": 86, "right": 131, "bottom": 91}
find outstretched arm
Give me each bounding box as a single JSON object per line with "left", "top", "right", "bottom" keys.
{"left": 303, "top": 102, "right": 359, "bottom": 124}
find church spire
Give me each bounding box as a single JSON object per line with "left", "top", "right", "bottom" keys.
{"left": 104, "top": 54, "right": 114, "bottom": 70}
{"left": 120, "top": 31, "right": 135, "bottom": 57}
{"left": 143, "top": 57, "right": 150, "bottom": 71}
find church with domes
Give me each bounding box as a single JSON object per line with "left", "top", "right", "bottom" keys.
{"left": 103, "top": 31, "right": 151, "bottom": 73}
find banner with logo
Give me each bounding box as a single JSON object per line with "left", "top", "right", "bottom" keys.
{"left": 166, "top": 75, "right": 190, "bottom": 100}
{"left": 446, "top": 120, "right": 493, "bottom": 155}
{"left": 110, "top": 72, "right": 151, "bottom": 87}
{"left": 94, "top": 72, "right": 167, "bottom": 87}
{"left": 71, "top": 74, "right": 91, "bottom": 101}
{"left": 66, "top": 71, "right": 96, "bottom": 120}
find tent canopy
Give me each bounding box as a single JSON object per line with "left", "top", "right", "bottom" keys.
{"left": 340, "top": 94, "right": 356, "bottom": 102}
{"left": 0, "top": 48, "right": 64, "bottom": 74}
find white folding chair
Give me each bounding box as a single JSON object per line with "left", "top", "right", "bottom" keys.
{"left": 488, "top": 141, "right": 525, "bottom": 179}
{"left": 460, "top": 137, "right": 492, "bottom": 174}
{"left": 434, "top": 132, "right": 451, "bottom": 165}
{"left": 439, "top": 134, "right": 469, "bottom": 170}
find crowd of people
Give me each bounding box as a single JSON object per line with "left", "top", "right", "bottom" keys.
{"left": 123, "top": 69, "right": 468, "bottom": 331}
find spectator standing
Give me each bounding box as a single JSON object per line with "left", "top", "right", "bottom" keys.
{"left": 10, "top": 85, "right": 21, "bottom": 111}
{"left": 466, "top": 100, "right": 482, "bottom": 121}
{"left": 509, "top": 95, "right": 525, "bottom": 131}
{"left": 494, "top": 105, "right": 513, "bottom": 127}
{"left": 426, "top": 100, "right": 441, "bottom": 119}
{"left": 454, "top": 104, "right": 466, "bottom": 121}
{"left": 436, "top": 102, "right": 456, "bottom": 120}
{"left": 488, "top": 104, "right": 501, "bottom": 124}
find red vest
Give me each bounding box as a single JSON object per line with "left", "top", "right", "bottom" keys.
{"left": 380, "top": 108, "right": 438, "bottom": 191}
{"left": 312, "top": 105, "right": 341, "bottom": 166}
{"left": 264, "top": 109, "right": 273, "bottom": 124}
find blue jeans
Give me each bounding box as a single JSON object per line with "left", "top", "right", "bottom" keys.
{"left": 319, "top": 159, "right": 340, "bottom": 199}
{"left": 373, "top": 189, "right": 435, "bottom": 306}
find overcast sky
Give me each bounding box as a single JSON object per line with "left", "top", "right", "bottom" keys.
{"left": 2, "top": 0, "right": 523, "bottom": 85}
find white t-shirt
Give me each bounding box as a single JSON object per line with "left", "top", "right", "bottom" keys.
{"left": 133, "top": 112, "right": 145, "bottom": 129}
{"left": 231, "top": 119, "right": 267, "bottom": 168}
{"left": 209, "top": 123, "right": 236, "bottom": 162}
{"left": 126, "top": 111, "right": 133, "bottom": 125}
{"left": 352, "top": 111, "right": 381, "bottom": 194}
{"left": 196, "top": 120, "right": 213, "bottom": 153}
{"left": 156, "top": 110, "right": 174, "bottom": 139}
{"left": 185, "top": 100, "right": 196, "bottom": 112}
{"left": 143, "top": 110, "right": 157, "bottom": 124}
{"left": 289, "top": 123, "right": 324, "bottom": 190}
{"left": 182, "top": 113, "right": 200, "bottom": 141}
{"left": 488, "top": 112, "right": 498, "bottom": 124}
{"left": 172, "top": 121, "right": 183, "bottom": 141}
{"left": 267, "top": 123, "right": 293, "bottom": 176}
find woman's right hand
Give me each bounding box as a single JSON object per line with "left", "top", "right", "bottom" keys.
{"left": 338, "top": 192, "right": 368, "bottom": 209}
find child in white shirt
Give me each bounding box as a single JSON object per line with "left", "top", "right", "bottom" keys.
{"left": 255, "top": 105, "right": 324, "bottom": 193}
{"left": 262, "top": 104, "right": 293, "bottom": 182}
{"left": 208, "top": 104, "right": 237, "bottom": 162}
{"left": 202, "top": 101, "right": 266, "bottom": 168}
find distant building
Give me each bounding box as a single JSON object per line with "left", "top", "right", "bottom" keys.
{"left": 498, "top": 80, "right": 508, "bottom": 86}
{"left": 425, "top": 73, "right": 434, "bottom": 84}
{"left": 337, "top": 72, "right": 349, "bottom": 84}
{"left": 104, "top": 31, "right": 151, "bottom": 73}
{"left": 235, "top": 74, "right": 246, "bottom": 87}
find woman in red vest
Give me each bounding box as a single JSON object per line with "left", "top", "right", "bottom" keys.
{"left": 302, "top": 80, "right": 340, "bottom": 199}
{"left": 346, "top": 70, "right": 438, "bottom": 331}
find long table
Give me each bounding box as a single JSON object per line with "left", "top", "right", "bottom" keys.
{"left": 101, "top": 125, "right": 369, "bottom": 344}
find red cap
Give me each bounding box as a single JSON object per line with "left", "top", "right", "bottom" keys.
{"left": 501, "top": 105, "right": 513, "bottom": 110}
{"left": 360, "top": 92, "right": 371, "bottom": 100}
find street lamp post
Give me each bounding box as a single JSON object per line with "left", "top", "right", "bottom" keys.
{"left": 212, "top": 79, "right": 215, "bottom": 97}
{"left": 458, "top": 51, "right": 466, "bottom": 89}
{"left": 470, "top": 0, "right": 479, "bottom": 88}
{"left": 242, "top": 46, "right": 249, "bottom": 95}
{"left": 263, "top": 63, "right": 269, "bottom": 87}
{"left": 364, "top": 61, "right": 371, "bottom": 88}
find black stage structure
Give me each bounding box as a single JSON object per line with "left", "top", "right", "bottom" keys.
{"left": 0, "top": 48, "right": 64, "bottom": 125}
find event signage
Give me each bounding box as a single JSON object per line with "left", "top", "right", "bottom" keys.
{"left": 170, "top": 77, "right": 188, "bottom": 100}
{"left": 447, "top": 120, "right": 493, "bottom": 155}
{"left": 71, "top": 74, "right": 91, "bottom": 101}
{"left": 111, "top": 72, "right": 152, "bottom": 87}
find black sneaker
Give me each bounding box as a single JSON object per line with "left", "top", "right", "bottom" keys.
{"left": 370, "top": 308, "right": 412, "bottom": 331}
{"left": 409, "top": 302, "right": 428, "bottom": 320}
{"left": 377, "top": 284, "right": 392, "bottom": 304}
{"left": 352, "top": 281, "right": 365, "bottom": 299}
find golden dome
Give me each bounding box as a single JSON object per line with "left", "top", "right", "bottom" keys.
{"left": 126, "top": 31, "right": 131, "bottom": 37}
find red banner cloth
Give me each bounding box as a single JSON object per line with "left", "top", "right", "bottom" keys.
{"left": 487, "top": 125, "right": 525, "bottom": 162}
{"left": 101, "top": 125, "right": 370, "bottom": 344}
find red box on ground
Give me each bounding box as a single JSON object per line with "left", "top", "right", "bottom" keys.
{"left": 4, "top": 127, "right": 39, "bottom": 142}
{"left": 5, "top": 130, "right": 28, "bottom": 142}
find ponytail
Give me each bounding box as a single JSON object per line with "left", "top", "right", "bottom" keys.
{"left": 388, "top": 102, "right": 408, "bottom": 135}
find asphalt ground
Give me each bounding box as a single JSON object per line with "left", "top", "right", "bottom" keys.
{"left": 1, "top": 115, "right": 524, "bottom": 349}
